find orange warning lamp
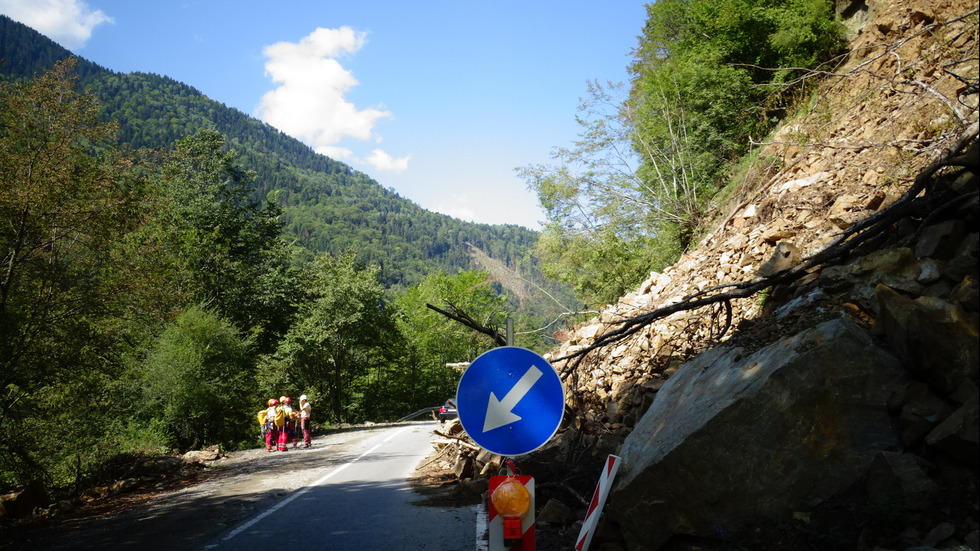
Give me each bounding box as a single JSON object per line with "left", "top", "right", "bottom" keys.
{"left": 491, "top": 477, "right": 530, "bottom": 547}
{"left": 491, "top": 477, "right": 531, "bottom": 516}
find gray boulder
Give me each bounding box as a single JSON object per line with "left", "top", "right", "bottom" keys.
{"left": 925, "top": 392, "right": 979, "bottom": 465}
{"left": 608, "top": 317, "right": 904, "bottom": 550}
{"left": 876, "top": 285, "right": 979, "bottom": 393}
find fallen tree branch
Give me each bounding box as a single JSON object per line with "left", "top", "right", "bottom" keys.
{"left": 426, "top": 302, "right": 506, "bottom": 346}
{"left": 433, "top": 429, "right": 481, "bottom": 451}
{"left": 417, "top": 442, "right": 454, "bottom": 470}
{"left": 554, "top": 123, "right": 978, "bottom": 375}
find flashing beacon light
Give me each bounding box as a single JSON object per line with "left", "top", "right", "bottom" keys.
{"left": 490, "top": 462, "right": 532, "bottom": 548}
{"left": 491, "top": 476, "right": 531, "bottom": 516}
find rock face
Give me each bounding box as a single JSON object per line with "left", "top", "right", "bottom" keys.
{"left": 876, "top": 285, "right": 979, "bottom": 393}
{"left": 611, "top": 317, "right": 904, "bottom": 550}
{"left": 527, "top": 0, "right": 979, "bottom": 548}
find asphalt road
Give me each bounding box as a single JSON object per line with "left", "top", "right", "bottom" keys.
{"left": 6, "top": 421, "right": 479, "bottom": 551}
{"left": 202, "top": 421, "right": 476, "bottom": 550}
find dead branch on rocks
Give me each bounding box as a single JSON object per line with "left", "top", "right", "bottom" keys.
{"left": 737, "top": 7, "right": 978, "bottom": 92}
{"left": 554, "top": 123, "right": 979, "bottom": 375}
{"left": 750, "top": 9, "right": 978, "bottom": 151}
{"left": 433, "top": 429, "right": 481, "bottom": 451}
{"left": 417, "top": 443, "right": 454, "bottom": 470}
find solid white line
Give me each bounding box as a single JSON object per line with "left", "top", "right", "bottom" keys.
{"left": 475, "top": 503, "right": 488, "bottom": 551}
{"left": 218, "top": 434, "right": 398, "bottom": 543}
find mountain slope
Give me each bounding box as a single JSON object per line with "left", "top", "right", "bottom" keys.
{"left": 0, "top": 15, "right": 545, "bottom": 292}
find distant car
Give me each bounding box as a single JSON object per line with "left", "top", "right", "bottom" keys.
{"left": 438, "top": 399, "right": 458, "bottom": 421}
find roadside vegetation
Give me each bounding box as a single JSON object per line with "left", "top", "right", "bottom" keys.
{"left": 2, "top": 0, "right": 849, "bottom": 502}
{"left": 0, "top": 60, "right": 526, "bottom": 498}
{"left": 520, "top": 0, "right": 846, "bottom": 305}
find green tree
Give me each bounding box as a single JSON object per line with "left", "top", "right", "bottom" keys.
{"left": 630, "top": 0, "right": 846, "bottom": 197}
{"left": 520, "top": 82, "right": 683, "bottom": 305}
{"left": 522, "top": 0, "right": 844, "bottom": 304}
{"left": 138, "top": 306, "right": 255, "bottom": 450}
{"left": 267, "top": 251, "right": 405, "bottom": 423}
{"left": 0, "top": 59, "right": 161, "bottom": 488}
{"left": 160, "top": 129, "right": 297, "bottom": 353}
{"left": 394, "top": 270, "right": 508, "bottom": 404}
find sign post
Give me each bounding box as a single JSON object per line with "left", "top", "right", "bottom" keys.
{"left": 458, "top": 347, "right": 564, "bottom": 549}
{"left": 457, "top": 347, "right": 565, "bottom": 457}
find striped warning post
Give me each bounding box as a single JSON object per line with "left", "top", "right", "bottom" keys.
{"left": 575, "top": 454, "right": 621, "bottom": 551}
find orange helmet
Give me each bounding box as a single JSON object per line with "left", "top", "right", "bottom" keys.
{"left": 268, "top": 398, "right": 278, "bottom": 406}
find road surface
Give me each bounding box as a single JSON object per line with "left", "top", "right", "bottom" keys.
{"left": 203, "top": 421, "right": 476, "bottom": 550}
{"left": 5, "top": 421, "right": 480, "bottom": 551}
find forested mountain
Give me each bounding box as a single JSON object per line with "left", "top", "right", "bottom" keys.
{"left": 2, "top": 14, "right": 589, "bottom": 497}
{"left": 0, "top": 15, "right": 547, "bottom": 291}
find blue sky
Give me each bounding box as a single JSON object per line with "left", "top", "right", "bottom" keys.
{"left": 1, "top": 0, "right": 648, "bottom": 229}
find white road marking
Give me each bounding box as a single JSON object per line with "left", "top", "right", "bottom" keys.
{"left": 475, "top": 503, "right": 489, "bottom": 551}
{"left": 213, "top": 427, "right": 410, "bottom": 545}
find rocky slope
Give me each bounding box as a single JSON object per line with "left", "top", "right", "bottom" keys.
{"left": 430, "top": 1, "right": 978, "bottom": 549}
{"left": 532, "top": 0, "right": 979, "bottom": 549}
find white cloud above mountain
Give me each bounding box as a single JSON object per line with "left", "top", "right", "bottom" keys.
{"left": 364, "top": 149, "right": 412, "bottom": 172}
{"left": 255, "top": 26, "right": 411, "bottom": 173}
{"left": 0, "top": 0, "right": 112, "bottom": 49}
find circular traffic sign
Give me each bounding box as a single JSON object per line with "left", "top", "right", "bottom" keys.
{"left": 456, "top": 347, "right": 565, "bottom": 456}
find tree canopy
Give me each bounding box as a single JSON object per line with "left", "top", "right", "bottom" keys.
{"left": 0, "top": 59, "right": 165, "bottom": 487}
{"left": 521, "top": 0, "right": 846, "bottom": 305}
{"left": 0, "top": 18, "right": 584, "bottom": 499}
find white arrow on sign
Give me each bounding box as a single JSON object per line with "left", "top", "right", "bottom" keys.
{"left": 483, "top": 365, "right": 543, "bottom": 432}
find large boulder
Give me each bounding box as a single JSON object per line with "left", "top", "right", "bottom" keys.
{"left": 876, "top": 284, "right": 979, "bottom": 393}
{"left": 608, "top": 317, "right": 904, "bottom": 550}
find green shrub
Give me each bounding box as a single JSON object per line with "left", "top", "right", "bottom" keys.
{"left": 138, "top": 306, "right": 256, "bottom": 450}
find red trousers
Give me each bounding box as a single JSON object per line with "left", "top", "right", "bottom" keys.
{"left": 277, "top": 425, "right": 288, "bottom": 451}
{"left": 265, "top": 425, "right": 278, "bottom": 450}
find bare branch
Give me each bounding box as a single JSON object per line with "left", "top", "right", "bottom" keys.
{"left": 554, "top": 124, "right": 979, "bottom": 374}
{"left": 425, "top": 302, "right": 507, "bottom": 346}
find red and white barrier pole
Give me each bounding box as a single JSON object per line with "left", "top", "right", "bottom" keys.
{"left": 575, "top": 454, "right": 621, "bottom": 551}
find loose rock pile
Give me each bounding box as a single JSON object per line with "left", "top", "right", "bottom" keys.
{"left": 429, "top": 0, "right": 978, "bottom": 549}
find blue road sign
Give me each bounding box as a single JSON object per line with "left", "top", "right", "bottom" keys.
{"left": 457, "top": 347, "right": 565, "bottom": 456}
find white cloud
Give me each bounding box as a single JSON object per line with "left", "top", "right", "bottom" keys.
{"left": 434, "top": 193, "right": 482, "bottom": 224}
{"left": 0, "top": 0, "right": 112, "bottom": 49}
{"left": 364, "top": 149, "right": 412, "bottom": 173}
{"left": 427, "top": 186, "right": 543, "bottom": 229}
{"left": 316, "top": 145, "right": 355, "bottom": 160}
{"left": 256, "top": 27, "right": 409, "bottom": 172}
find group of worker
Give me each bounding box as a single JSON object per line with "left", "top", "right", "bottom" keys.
{"left": 259, "top": 395, "right": 312, "bottom": 451}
